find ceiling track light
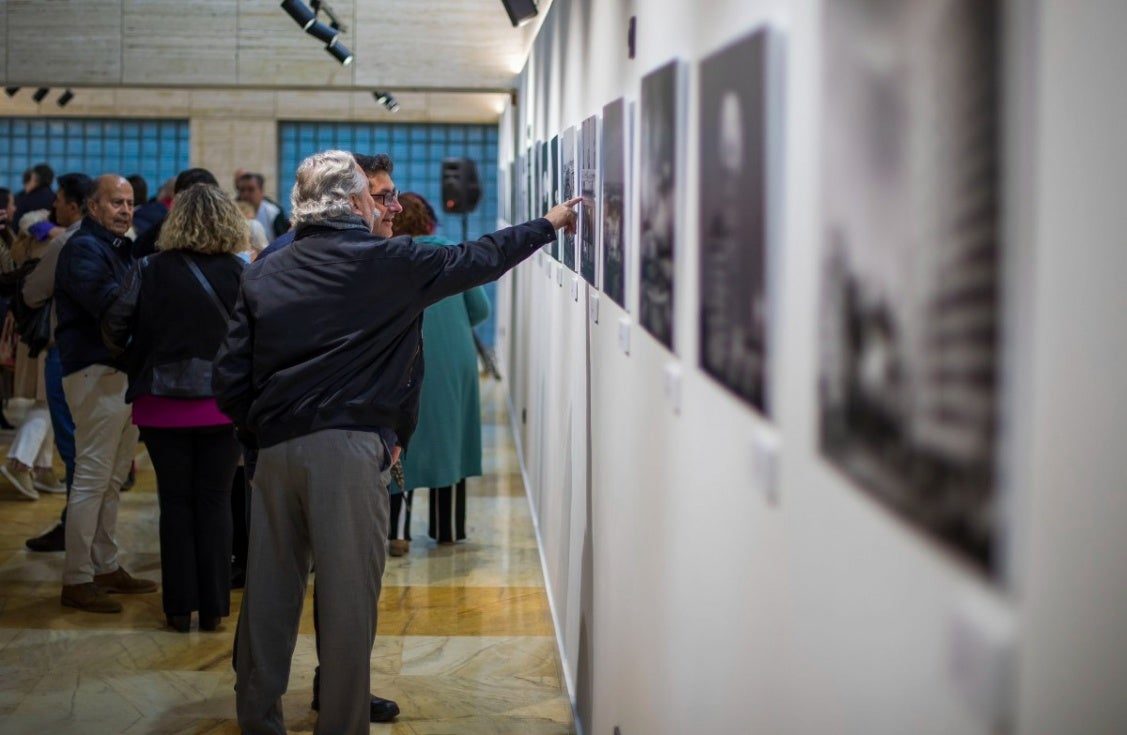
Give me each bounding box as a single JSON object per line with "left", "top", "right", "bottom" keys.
{"left": 326, "top": 41, "right": 353, "bottom": 66}
{"left": 310, "top": 0, "right": 347, "bottom": 32}
{"left": 4, "top": 87, "right": 20, "bottom": 97}
{"left": 32, "top": 88, "right": 50, "bottom": 103}
{"left": 306, "top": 19, "right": 339, "bottom": 45}
{"left": 373, "top": 91, "right": 400, "bottom": 113}
{"left": 57, "top": 89, "right": 75, "bottom": 107}
{"left": 281, "top": 0, "right": 317, "bottom": 30}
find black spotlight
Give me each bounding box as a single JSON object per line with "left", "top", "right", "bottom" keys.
{"left": 373, "top": 91, "right": 399, "bottom": 113}
{"left": 57, "top": 89, "right": 75, "bottom": 107}
{"left": 500, "top": 0, "right": 538, "bottom": 27}
{"left": 326, "top": 40, "right": 353, "bottom": 66}
{"left": 280, "top": 0, "right": 316, "bottom": 29}
{"left": 441, "top": 158, "right": 482, "bottom": 214}
{"left": 32, "top": 88, "right": 49, "bottom": 103}
{"left": 4, "top": 87, "right": 19, "bottom": 97}
{"left": 306, "top": 19, "right": 339, "bottom": 44}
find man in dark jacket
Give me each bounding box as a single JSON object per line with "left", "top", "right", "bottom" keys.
{"left": 55, "top": 174, "right": 158, "bottom": 614}
{"left": 214, "top": 149, "right": 577, "bottom": 735}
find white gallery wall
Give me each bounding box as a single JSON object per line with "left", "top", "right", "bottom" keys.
{"left": 493, "top": 1, "right": 1127, "bottom": 734}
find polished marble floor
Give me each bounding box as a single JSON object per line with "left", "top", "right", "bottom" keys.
{"left": 0, "top": 384, "right": 575, "bottom": 734}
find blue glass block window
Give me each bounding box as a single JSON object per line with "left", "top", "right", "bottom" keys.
{"left": 0, "top": 117, "right": 190, "bottom": 206}
{"left": 278, "top": 121, "right": 501, "bottom": 344}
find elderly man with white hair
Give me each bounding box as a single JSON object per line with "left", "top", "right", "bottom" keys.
{"left": 214, "top": 149, "right": 578, "bottom": 735}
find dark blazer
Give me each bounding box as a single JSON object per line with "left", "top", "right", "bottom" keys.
{"left": 103, "top": 249, "right": 245, "bottom": 402}
{"left": 54, "top": 217, "right": 134, "bottom": 375}
{"left": 213, "top": 214, "right": 554, "bottom": 450}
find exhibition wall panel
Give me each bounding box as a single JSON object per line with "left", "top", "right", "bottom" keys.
{"left": 495, "top": 1, "right": 1127, "bottom": 734}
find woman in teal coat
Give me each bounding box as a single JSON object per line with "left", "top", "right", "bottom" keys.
{"left": 388, "top": 193, "right": 490, "bottom": 554}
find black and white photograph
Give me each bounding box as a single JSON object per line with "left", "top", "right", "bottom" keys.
{"left": 698, "top": 28, "right": 778, "bottom": 414}
{"left": 601, "top": 98, "right": 627, "bottom": 309}
{"left": 579, "top": 115, "right": 599, "bottom": 286}
{"left": 560, "top": 126, "right": 578, "bottom": 271}
{"left": 550, "top": 134, "right": 560, "bottom": 259}
{"left": 525, "top": 144, "right": 534, "bottom": 229}
{"left": 540, "top": 140, "right": 551, "bottom": 216}
{"left": 818, "top": 0, "right": 1003, "bottom": 571}
{"left": 639, "top": 60, "right": 684, "bottom": 350}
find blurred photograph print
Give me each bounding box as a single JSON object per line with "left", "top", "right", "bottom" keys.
{"left": 818, "top": 0, "right": 1003, "bottom": 571}
{"left": 602, "top": 98, "right": 627, "bottom": 308}
{"left": 560, "top": 126, "right": 578, "bottom": 271}
{"left": 639, "top": 60, "right": 683, "bottom": 350}
{"left": 698, "top": 28, "right": 778, "bottom": 415}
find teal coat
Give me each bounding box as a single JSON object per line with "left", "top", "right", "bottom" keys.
{"left": 396, "top": 235, "right": 491, "bottom": 492}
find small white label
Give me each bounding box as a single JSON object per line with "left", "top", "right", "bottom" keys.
{"left": 948, "top": 594, "right": 1016, "bottom": 730}
{"left": 589, "top": 293, "right": 600, "bottom": 324}
{"left": 751, "top": 428, "right": 781, "bottom": 505}
{"left": 663, "top": 363, "right": 682, "bottom": 414}
{"left": 571, "top": 276, "right": 580, "bottom": 302}
{"left": 618, "top": 317, "right": 631, "bottom": 355}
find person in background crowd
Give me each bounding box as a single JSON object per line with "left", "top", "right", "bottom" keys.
{"left": 214, "top": 149, "right": 578, "bottom": 734}
{"left": 13, "top": 163, "right": 56, "bottom": 234}
{"left": 103, "top": 184, "right": 246, "bottom": 633}
{"left": 132, "top": 168, "right": 220, "bottom": 259}
{"left": 55, "top": 173, "right": 157, "bottom": 613}
{"left": 388, "top": 193, "right": 491, "bottom": 553}
{"left": 235, "top": 172, "right": 290, "bottom": 238}
{"left": 0, "top": 209, "right": 66, "bottom": 500}
{"left": 23, "top": 173, "right": 93, "bottom": 552}
{"left": 128, "top": 174, "right": 169, "bottom": 239}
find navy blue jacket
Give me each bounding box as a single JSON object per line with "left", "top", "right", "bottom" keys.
{"left": 55, "top": 217, "right": 134, "bottom": 375}
{"left": 213, "top": 215, "right": 554, "bottom": 450}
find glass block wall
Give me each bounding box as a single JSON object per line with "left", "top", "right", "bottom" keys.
{"left": 0, "top": 118, "right": 190, "bottom": 198}
{"left": 278, "top": 121, "right": 501, "bottom": 344}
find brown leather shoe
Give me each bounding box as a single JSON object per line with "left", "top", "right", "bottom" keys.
{"left": 389, "top": 539, "right": 410, "bottom": 557}
{"left": 62, "top": 583, "right": 123, "bottom": 613}
{"left": 94, "top": 567, "right": 158, "bottom": 594}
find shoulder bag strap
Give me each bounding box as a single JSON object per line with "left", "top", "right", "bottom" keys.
{"left": 178, "top": 251, "right": 231, "bottom": 323}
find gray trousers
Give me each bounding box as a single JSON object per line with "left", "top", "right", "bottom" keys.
{"left": 236, "top": 429, "right": 390, "bottom": 735}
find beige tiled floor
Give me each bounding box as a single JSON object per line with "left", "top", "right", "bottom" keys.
{"left": 0, "top": 383, "right": 574, "bottom": 733}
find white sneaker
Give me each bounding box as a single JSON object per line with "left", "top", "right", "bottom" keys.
{"left": 2, "top": 464, "right": 39, "bottom": 500}
{"left": 32, "top": 468, "right": 66, "bottom": 494}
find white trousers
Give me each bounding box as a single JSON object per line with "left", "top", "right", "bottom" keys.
{"left": 61, "top": 366, "right": 139, "bottom": 586}
{"left": 7, "top": 402, "right": 55, "bottom": 469}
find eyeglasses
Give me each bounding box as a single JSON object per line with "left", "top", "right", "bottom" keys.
{"left": 371, "top": 188, "right": 399, "bottom": 206}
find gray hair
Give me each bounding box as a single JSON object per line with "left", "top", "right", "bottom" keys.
{"left": 289, "top": 150, "right": 366, "bottom": 226}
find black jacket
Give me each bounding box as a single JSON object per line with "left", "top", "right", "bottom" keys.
{"left": 102, "top": 249, "right": 245, "bottom": 402}
{"left": 12, "top": 186, "right": 55, "bottom": 233}
{"left": 54, "top": 217, "right": 134, "bottom": 375}
{"left": 213, "top": 214, "right": 555, "bottom": 450}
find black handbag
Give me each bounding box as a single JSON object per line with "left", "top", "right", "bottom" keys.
{"left": 14, "top": 294, "right": 51, "bottom": 357}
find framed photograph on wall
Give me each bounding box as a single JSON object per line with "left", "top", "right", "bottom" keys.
{"left": 601, "top": 98, "right": 628, "bottom": 309}
{"left": 550, "top": 133, "right": 560, "bottom": 259}
{"left": 580, "top": 114, "right": 600, "bottom": 287}
{"left": 818, "top": 0, "right": 1003, "bottom": 572}
{"left": 639, "top": 59, "right": 686, "bottom": 351}
{"left": 560, "top": 125, "right": 578, "bottom": 271}
{"left": 698, "top": 27, "right": 782, "bottom": 415}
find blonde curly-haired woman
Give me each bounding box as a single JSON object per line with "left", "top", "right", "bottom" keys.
{"left": 102, "top": 184, "right": 246, "bottom": 632}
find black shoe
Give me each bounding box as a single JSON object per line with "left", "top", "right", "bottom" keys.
{"left": 312, "top": 667, "right": 399, "bottom": 723}
{"left": 230, "top": 565, "right": 246, "bottom": 589}
{"left": 166, "top": 614, "right": 191, "bottom": 632}
{"left": 26, "top": 523, "right": 66, "bottom": 552}
{"left": 200, "top": 616, "right": 221, "bottom": 631}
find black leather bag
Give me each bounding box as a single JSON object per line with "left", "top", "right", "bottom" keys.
{"left": 14, "top": 294, "right": 51, "bottom": 358}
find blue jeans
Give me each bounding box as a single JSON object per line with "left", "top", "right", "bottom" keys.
{"left": 45, "top": 346, "right": 76, "bottom": 524}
